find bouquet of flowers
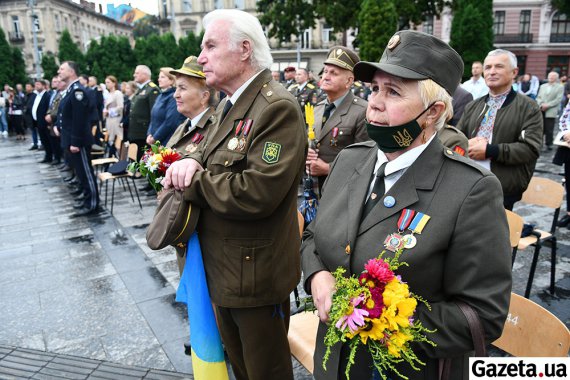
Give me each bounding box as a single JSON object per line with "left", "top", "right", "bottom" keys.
{"left": 323, "top": 247, "right": 435, "bottom": 380}
{"left": 128, "top": 141, "right": 182, "bottom": 193}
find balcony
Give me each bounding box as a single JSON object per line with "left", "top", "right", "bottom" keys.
{"left": 550, "top": 34, "right": 570, "bottom": 43}
{"left": 494, "top": 33, "right": 533, "bottom": 44}
{"left": 8, "top": 32, "right": 24, "bottom": 43}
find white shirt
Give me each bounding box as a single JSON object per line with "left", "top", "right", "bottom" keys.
{"left": 31, "top": 90, "right": 45, "bottom": 121}
{"left": 228, "top": 70, "right": 264, "bottom": 105}
{"left": 461, "top": 77, "right": 489, "bottom": 99}
{"left": 137, "top": 80, "right": 151, "bottom": 89}
{"left": 187, "top": 108, "right": 210, "bottom": 133}
{"left": 367, "top": 134, "right": 436, "bottom": 200}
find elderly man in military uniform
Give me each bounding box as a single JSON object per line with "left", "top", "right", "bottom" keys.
{"left": 129, "top": 65, "right": 160, "bottom": 160}
{"left": 306, "top": 46, "right": 369, "bottom": 191}
{"left": 163, "top": 9, "right": 306, "bottom": 380}
{"left": 289, "top": 67, "right": 319, "bottom": 114}
{"left": 57, "top": 61, "right": 99, "bottom": 217}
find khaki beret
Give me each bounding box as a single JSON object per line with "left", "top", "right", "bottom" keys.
{"left": 324, "top": 46, "right": 360, "bottom": 72}
{"left": 146, "top": 189, "right": 199, "bottom": 250}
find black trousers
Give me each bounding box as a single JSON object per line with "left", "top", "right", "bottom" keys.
{"left": 215, "top": 299, "right": 293, "bottom": 380}
{"left": 68, "top": 145, "right": 98, "bottom": 210}
{"left": 543, "top": 116, "right": 555, "bottom": 147}
{"left": 35, "top": 121, "right": 53, "bottom": 160}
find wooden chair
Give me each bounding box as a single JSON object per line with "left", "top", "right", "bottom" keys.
{"left": 91, "top": 137, "right": 123, "bottom": 173}
{"left": 505, "top": 209, "right": 524, "bottom": 267}
{"left": 97, "top": 143, "right": 142, "bottom": 214}
{"left": 90, "top": 126, "right": 106, "bottom": 158}
{"left": 515, "top": 177, "right": 564, "bottom": 298}
{"left": 289, "top": 311, "right": 319, "bottom": 374}
{"left": 493, "top": 292, "right": 570, "bottom": 356}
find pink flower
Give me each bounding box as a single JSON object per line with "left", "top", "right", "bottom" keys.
{"left": 335, "top": 296, "right": 369, "bottom": 333}
{"left": 364, "top": 258, "right": 394, "bottom": 284}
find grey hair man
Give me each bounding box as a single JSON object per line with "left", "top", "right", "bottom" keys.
{"left": 536, "top": 71, "right": 564, "bottom": 149}
{"left": 128, "top": 64, "right": 159, "bottom": 159}
{"left": 162, "top": 9, "right": 306, "bottom": 380}
{"left": 457, "top": 49, "right": 543, "bottom": 210}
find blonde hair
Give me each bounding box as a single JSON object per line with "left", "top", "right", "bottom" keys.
{"left": 159, "top": 67, "right": 177, "bottom": 84}
{"left": 418, "top": 79, "right": 453, "bottom": 131}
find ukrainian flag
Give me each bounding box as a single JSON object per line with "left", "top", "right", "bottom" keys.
{"left": 176, "top": 232, "right": 229, "bottom": 380}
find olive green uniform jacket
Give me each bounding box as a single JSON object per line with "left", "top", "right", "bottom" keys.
{"left": 437, "top": 124, "right": 468, "bottom": 156}
{"left": 301, "top": 139, "right": 511, "bottom": 380}
{"left": 184, "top": 69, "right": 308, "bottom": 308}
{"left": 166, "top": 107, "right": 216, "bottom": 153}
{"left": 128, "top": 82, "right": 159, "bottom": 140}
{"left": 289, "top": 82, "right": 319, "bottom": 113}
{"left": 457, "top": 89, "right": 543, "bottom": 197}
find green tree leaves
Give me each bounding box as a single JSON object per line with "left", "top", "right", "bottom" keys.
{"left": 358, "top": 0, "right": 398, "bottom": 62}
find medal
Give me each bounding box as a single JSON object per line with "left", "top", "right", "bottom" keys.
{"left": 403, "top": 212, "right": 431, "bottom": 250}
{"left": 384, "top": 233, "right": 404, "bottom": 252}
{"left": 187, "top": 133, "right": 204, "bottom": 153}
{"left": 384, "top": 209, "right": 415, "bottom": 252}
{"left": 227, "top": 120, "right": 244, "bottom": 150}
{"left": 330, "top": 127, "right": 339, "bottom": 146}
{"left": 402, "top": 234, "right": 417, "bottom": 249}
{"left": 238, "top": 119, "right": 253, "bottom": 151}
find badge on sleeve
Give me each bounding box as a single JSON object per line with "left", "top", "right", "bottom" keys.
{"left": 74, "top": 91, "right": 84, "bottom": 101}
{"left": 261, "top": 142, "right": 281, "bottom": 164}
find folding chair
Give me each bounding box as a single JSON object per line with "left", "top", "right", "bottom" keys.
{"left": 91, "top": 137, "right": 123, "bottom": 174}
{"left": 505, "top": 209, "right": 524, "bottom": 267}
{"left": 493, "top": 292, "right": 570, "bottom": 356}
{"left": 91, "top": 126, "right": 106, "bottom": 158}
{"left": 97, "top": 143, "right": 142, "bottom": 214}
{"left": 515, "top": 177, "right": 564, "bottom": 298}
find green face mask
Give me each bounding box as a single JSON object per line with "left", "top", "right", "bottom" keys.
{"left": 366, "top": 104, "right": 434, "bottom": 153}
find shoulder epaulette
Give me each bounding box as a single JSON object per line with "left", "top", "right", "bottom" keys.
{"left": 346, "top": 140, "right": 376, "bottom": 150}
{"left": 307, "top": 83, "right": 315, "bottom": 90}
{"left": 442, "top": 146, "right": 488, "bottom": 175}
{"left": 149, "top": 82, "right": 157, "bottom": 88}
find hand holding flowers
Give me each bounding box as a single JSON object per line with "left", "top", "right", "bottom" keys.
{"left": 128, "top": 141, "right": 182, "bottom": 193}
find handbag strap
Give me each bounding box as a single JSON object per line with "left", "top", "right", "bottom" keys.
{"left": 439, "top": 301, "right": 487, "bottom": 380}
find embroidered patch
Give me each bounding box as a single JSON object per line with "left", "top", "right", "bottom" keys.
{"left": 261, "top": 142, "right": 281, "bottom": 164}
{"left": 74, "top": 91, "right": 84, "bottom": 101}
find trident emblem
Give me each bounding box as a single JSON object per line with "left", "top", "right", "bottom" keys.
{"left": 393, "top": 129, "right": 414, "bottom": 147}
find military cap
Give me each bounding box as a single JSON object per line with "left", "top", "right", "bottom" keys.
{"left": 146, "top": 189, "right": 199, "bottom": 250}
{"left": 170, "top": 56, "right": 205, "bottom": 79}
{"left": 354, "top": 30, "right": 464, "bottom": 96}
{"left": 284, "top": 66, "right": 296, "bottom": 73}
{"left": 324, "top": 46, "right": 360, "bottom": 72}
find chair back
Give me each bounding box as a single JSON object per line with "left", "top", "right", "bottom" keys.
{"left": 520, "top": 177, "right": 564, "bottom": 233}
{"left": 493, "top": 293, "right": 570, "bottom": 356}
{"left": 505, "top": 210, "right": 524, "bottom": 249}
{"left": 127, "top": 143, "right": 138, "bottom": 162}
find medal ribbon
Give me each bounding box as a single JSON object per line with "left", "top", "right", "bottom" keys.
{"left": 397, "top": 209, "right": 415, "bottom": 232}
{"left": 409, "top": 212, "right": 430, "bottom": 234}
{"left": 234, "top": 120, "right": 244, "bottom": 137}
{"left": 332, "top": 127, "right": 339, "bottom": 138}
{"left": 195, "top": 133, "right": 204, "bottom": 144}
{"left": 191, "top": 133, "right": 200, "bottom": 143}
{"left": 243, "top": 119, "right": 253, "bottom": 137}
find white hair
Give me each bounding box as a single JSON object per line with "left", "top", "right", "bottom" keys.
{"left": 135, "top": 65, "right": 151, "bottom": 76}
{"left": 548, "top": 71, "right": 560, "bottom": 80}
{"left": 202, "top": 9, "right": 273, "bottom": 70}
{"left": 486, "top": 49, "right": 518, "bottom": 70}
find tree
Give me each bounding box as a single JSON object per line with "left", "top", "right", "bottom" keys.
{"left": 159, "top": 32, "right": 182, "bottom": 68}
{"left": 315, "top": 0, "right": 362, "bottom": 45}
{"left": 41, "top": 52, "right": 59, "bottom": 79}
{"left": 257, "top": 0, "right": 317, "bottom": 45}
{"left": 358, "top": 0, "right": 398, "bottom": 62}
{"left": 0, "top": 27, "right": 14, "bottom": 86}
{"left": 133, "top": 15, "right": 159, "bottom": 38}
{"left": 178, "top": 30, "right": 203, "bottom": 58}
{"left": 58, "top": 29, "right": 84, "bottom": 72}
{"left": 395, "top": 0, "right": 447, "bottom": 30}
{"left": 552, "top": 0, "right": 570, "bottom": 16}
{"left": 11, "top": 47, "right": 28, "bottom": 85}
{"left": 450, "top": 0, "right": 493, "bottom": 80}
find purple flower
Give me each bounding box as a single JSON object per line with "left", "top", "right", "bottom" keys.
{"left": 335, "top": 296, "right": 369, "bottom": 333}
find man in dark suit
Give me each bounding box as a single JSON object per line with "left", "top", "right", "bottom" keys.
{"left": 306, "top": 46, "right": 369, "bottom": 191}
{"left": 31, "top": 80, "right": 53, "bottom": 163}
{"left": 163, "top": 9, "right": 307, "bottom": 380}
{"left": 57, "top": 61, "right": 99, "bottom": 217}
{"left": 24, "top": 83, "right": 39, "bottom": 150}
{"left": 129, "top": 65, "right": 159, "bottom": 160}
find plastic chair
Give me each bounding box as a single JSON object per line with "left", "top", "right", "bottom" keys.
{"left": 515, "top": 177, "right": 564, "bottom": 298}
{"left": 505, "top": 209, "right": 524, "bottom": 267}
{"left": 97, "top": 143, "right": 142, "bottom": 214}
{"left": 493, "top": 292, "right": 570, "bottom": 356}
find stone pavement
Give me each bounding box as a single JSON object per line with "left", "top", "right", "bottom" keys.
{"left": 0, "top": 135, "right": 568, "bottom": 380}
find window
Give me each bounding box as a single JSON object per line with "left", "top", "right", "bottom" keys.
{"left": 162, "top": 0, "right": 168, "bottom": 15}
{"left": 551, "top": 12, "right": 570, "bottom": 42}
{"left": 234, "top": 0, "right": 244, "bottom": 9}
{"left": 301, "top": 28, "right": 312, "bottom": 49}
{"left": 54, "top": 14, "right": 61, "bottom": 32}
{"left": 322, "top": 23, "right": 333, "bottom": 43}
{"left": 519, "top": 10, "right": 531, "bottom": 35}
{"left": 183, "top": 0, "right": 192, "bottom": 12}
{"left": 423, "top": 15, "right": 434, "bottom": 35}
{"left": 32, "top": 15, "right": 40, "bottom": 32}
{"left": 547, "top": 55, "right": 569, "bottom": 77}
{"left": 493, "top": 10, "right": 505, "bottom": 35}
{"left": 517, "top": 55, "right": 527, "bottom": 76}
{"left": 37, "top": 47, "right": 43, "bottom": 61}
{"left": 214, "top": 0, "right": 223, "bottom": 9}
{"left": 12, "top": 16, "right": 21, "bottom": 37}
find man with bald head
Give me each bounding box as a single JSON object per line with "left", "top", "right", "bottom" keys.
{"left": 129, "top": 65, "right": 159, "bottom": 159}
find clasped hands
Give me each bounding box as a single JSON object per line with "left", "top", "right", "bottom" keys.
{"left": 162, "top": 158, "right": 204, "bottom": 191}
{"left": 467, "top": 136, "right": 488, "bottom": 160}
{"left": 306, "top": 148, "right": 330, "bottom": 177}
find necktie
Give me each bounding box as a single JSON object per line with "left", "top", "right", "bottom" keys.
{"left": 322, "top": 103, "right": 335, "bottom": 125}
{"left": 221, "top": 100, "right": 233, "bottom": 121}
{"left": 361, "top": 162, "right": 387, "bottom": 220}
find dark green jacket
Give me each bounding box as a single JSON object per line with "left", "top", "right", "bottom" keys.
{"left": 128, "top": 81, "right": 159, "bottom": 140}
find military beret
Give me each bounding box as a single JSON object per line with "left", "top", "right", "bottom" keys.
{"left": 146, "top": 189, "right": 199, "bottom": 250}
{"left": 354, "top": 30, "right": 464, "bottom": 96}
{"left": 170, "top": 56, "right": 206, "bottom": 79}
{"left": 324, "top": 46, "right": 360, "bottom": 72}
{"left": 284, "top": 66, "right": 296, "bottom": 73}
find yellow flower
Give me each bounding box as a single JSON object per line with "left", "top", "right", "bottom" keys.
{"left": 397, "top": 297, "right": 417, "bottom": 320}
{"left": 383, "top": 279, "right": 409, "bottom": 307}
{"left": 386, "top": 330, "right": 413, "bottom": 357}
{"left": 350, "top": 318, "right": 388, "bottom": 345}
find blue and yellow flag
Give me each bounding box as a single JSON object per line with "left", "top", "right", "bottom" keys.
{"left": 176, "top": 232, "right": 229, "bottom": 380}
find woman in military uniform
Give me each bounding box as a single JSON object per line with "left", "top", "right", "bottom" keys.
{"left": 301, "top": 30, "right": 512, "bottom": 380}
{"left": 166, "top": 56, "right": 218, "bottom": 273}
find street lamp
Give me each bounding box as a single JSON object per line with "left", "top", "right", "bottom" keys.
{"left": 29, "top": 0, "right": 42, "bottom": 79}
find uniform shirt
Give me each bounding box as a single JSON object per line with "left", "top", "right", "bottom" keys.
{"left": 189, "top": 108, "right": 210, "bottom": 132}
{"left": 461, "top": 77, "right": 488, "bottom": 99}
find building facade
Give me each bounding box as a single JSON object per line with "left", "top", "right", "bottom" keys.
{"left": 0, "top": 0, "right": 133, "bottom": 79}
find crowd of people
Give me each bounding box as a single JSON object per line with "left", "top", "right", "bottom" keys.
{"left": 1, "top": 8, "right": 569, "bottom": 379}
